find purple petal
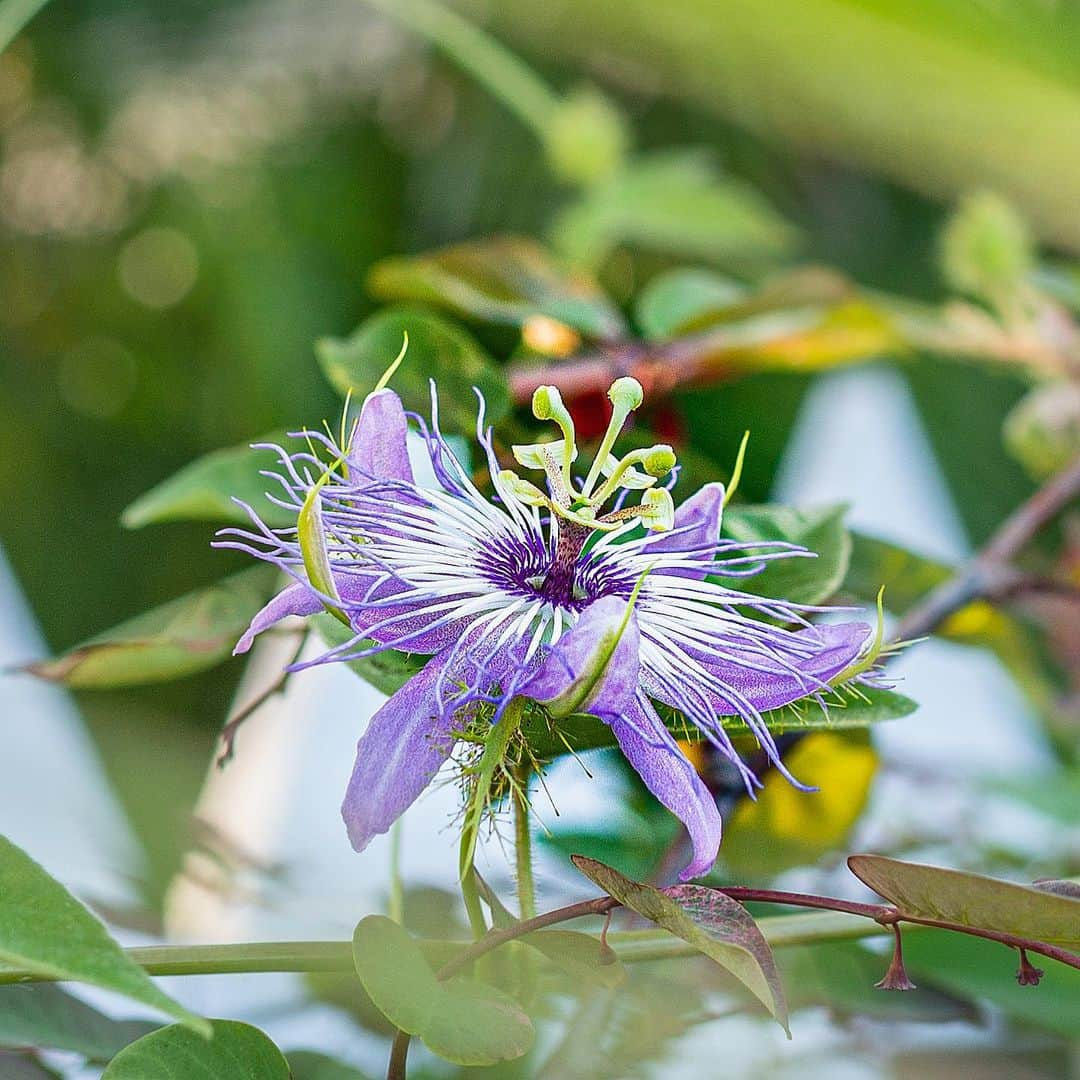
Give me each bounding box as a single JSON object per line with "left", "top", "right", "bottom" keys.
{"left": 609, "top": 692, "right": 722, "bottom": 881}
{"left": 694, "top": 622, "right": 872, "bottom": 713}
{"left": 643, "top": 482, "right": 724, "bottom": 578}
{"left": 341, "top": 651, "right": 458, "bottom": 852}
{"left": 234, "top": 582, "right": 323, "bottom": 654}
{"left": 348, "top": 388, "right": 414, "bottom": 484}
{"left": 517, "top": 596, "right": 640, "bottom": 719}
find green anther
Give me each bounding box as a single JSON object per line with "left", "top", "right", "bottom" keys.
{"left": 639, "top": 488, "right": 675, "bottom": 532}
{"left": 608, "top": 376, "right": 643, "bottom": 412}
{"left": 597, "top": 453, "right": 655, "bottom": 490}
{"left": 531, "top": 384, "right": 576, "bottom": 484}
{"left": 498, "top": 469, "right": 550, "bottom": 507}
{"left": 592, "top": 444, "right": 676, "bottom": 506}
{"left": 581, "top": 376, "right": 645, "bottom": 498}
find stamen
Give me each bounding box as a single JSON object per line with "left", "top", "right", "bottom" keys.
{"left": 591, "top": 444, "right": 676, "bottom": 506}
{"left": 532, "top": 385, "right": 577, "bottom": 486}
{"left": 581, "top": 376, "right": 644, "bottom": 498}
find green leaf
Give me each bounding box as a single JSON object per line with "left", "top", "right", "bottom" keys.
{"left": 848, "top": 854, "right": 1080, "bottom": 947}
{"left": 551, "top": 150, "right": 798, "bottom": 269}
{"left": 102, "top": 1020, "right": 288, "bottom": 1078}
{"left": 570, "top": 856, "right": 788, "bottom": 1031}
{"left": 286, "top": 1050, "right": 373, "bottom": 1080}
{"left": 902, "top": 930, "right": 1080, "bottom": 1038}
{"left": 722, "top": 502, "right": 851, "bottom": 605}
{"left": 635, "top": 268, "right": 749, "bottom": 341}
{"left": 367, "top": 236, "right": 625, "bottom": 339}
{"left": 523, "top": 683, "right": 915, "bottom": 760}
{"left": 121, "top": 435, "right": 293, "bottom": 530}
{"left": 0, "top": 984, "right": 157, "bottom": 1061}
{"left": 845, "top": 533, "right": 952, "bottom": 612}
{"left": 523, "top": 930, "right": 626, "bottom": 988}
{"left": 662, "top": 884, "right": 789, "bottom": 1030}
{"left": 22, "top": 567, "right": 277, "bottom": 688}
{"left": 0, "top": 837, "right": 207, "bottom": 1036}
{"left": 317, "top": 305, "right": 510, "bottom": 432}
{"left": 351, "top": 915, "right": 534, "bottom": 1067}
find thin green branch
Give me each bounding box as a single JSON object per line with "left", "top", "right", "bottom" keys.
{"left": 513, "top": 759, "right": 536, "bottom": 921}
{"left": 0, "top": 0, "right": 50, "bottom": 55}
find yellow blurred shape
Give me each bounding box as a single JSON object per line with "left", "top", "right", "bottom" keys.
{"left": 941, "top": 599, "right": 999, "bottom": 640}
{"left": 522, "top": 314, "right": 580, "bottom": 358}
{"left": 724, "top": 733, "right": 878, "bottom": 872}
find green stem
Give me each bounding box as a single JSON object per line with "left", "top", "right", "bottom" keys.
{"left": 460, "top": 863, "right": 488, "bottom": 941}
{"left": 0, "top": 0, "right": 51, "bottom": 55}
{"left": 513, "top": 759, "right": 536, "bottom": 921}
{"left": 388, "top": 820, "right": 404, "bottom": 925}
{"left": 362, "top": 0, "right": 559, "bottom": 139}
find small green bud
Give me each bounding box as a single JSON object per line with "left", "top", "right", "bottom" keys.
{"left": 941, "top": 191, "right": 1034, "bottom": 305}
{"left": 641, "top": 445, "right": 677, "bottom": 477}
{"left": 608, "top": 376, "right": 643, "bottom": 412}
{"left": 543, "top": 86, "right": 630, "bottom": 187}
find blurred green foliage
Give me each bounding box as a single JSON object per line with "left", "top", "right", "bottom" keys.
{"left": 2, "top": 0, "right": 1080, "bottom": 1073}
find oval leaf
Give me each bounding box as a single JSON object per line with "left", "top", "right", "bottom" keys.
{"left": 0, "top": 837, "right": 207, "bottom": 1036}
{"left": 352, "top": 915, "right": 533, "bottom": 1067}
{"left": 121, "top": 435, "right": 293, "bottom": 529}
{"left": 635, "top": 268, "right": 748, "bottom": 341}
{"left": 21, "top": 567, "right": 277, "bottom": 688}
{"left": 367, "top": 237, "right": 624, "bottom": 339}
{"left": 570, "top": 855, "right": 788, "bottom": 1031}
{"left": 848, "top": 854, "right": 1080, "bottom": 947}
{"left": 102, "top": 1020, "right": 288, "bottom": 1078}
{"left": 316, "top": 305, "right": 510, "bottom": 431}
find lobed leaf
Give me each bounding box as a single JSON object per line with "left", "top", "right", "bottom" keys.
{"left": 22, "top": 567, "right": 277, "bottom": 688}
{"left": 121, "top": 435, "right": 293, "bottom": 530}
{"left": 0, "top": 837, "right": 207, "bottom": 1036}
{"left": 570, "top": 856, "right": 789, "bottom": 1031}
{"left": 848, "top": 854, "right": 1080, "bottom": 947}
{"left": 367, "top": 236, "right": 625, "bottom": 339}
{"left": 352, "top": 915, "right": 533, "bottom": 1067}
{"left": 317, "top": 305, "right": 510, "bottom": 432}
{"left": 102, "top": 1020, "right": 288, "bottom": 1078}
